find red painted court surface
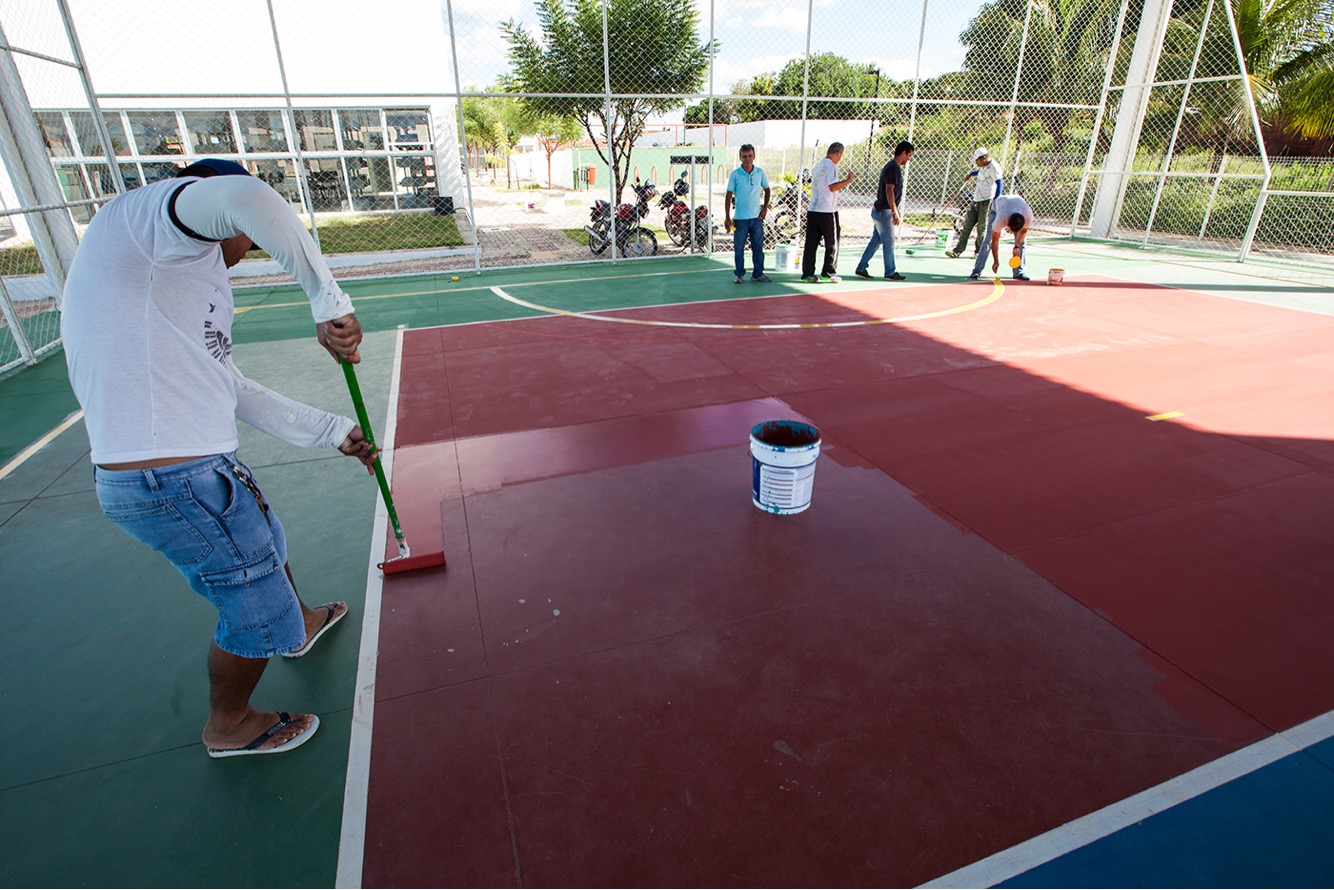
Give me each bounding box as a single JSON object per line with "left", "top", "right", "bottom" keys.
{"left": 354, "top": 276, "right": 1334, "bottom": 886}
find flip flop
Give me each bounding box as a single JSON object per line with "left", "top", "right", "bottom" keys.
{"left": 283, "top": 603, "right": 346, "bottom": 659}
{"left": 206, "top": 712, "right": 320, "bottom": 759}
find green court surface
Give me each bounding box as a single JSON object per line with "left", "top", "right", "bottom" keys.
{"left": 0, "top": 243, "right": 1329, "bottom": 888}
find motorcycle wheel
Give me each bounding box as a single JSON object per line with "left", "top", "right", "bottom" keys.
{"left": 589, "top": 223, "right": 609, "bottom": 255}
{"left": 765, "top": 211, "right": 798, "bottom": 248}
{"left": 621, "top": 227, "right": 658, "bottom": 258}
{"left": 692, "top": 224, "right": 711, "bottom": 253}
{"left": 666, "top": 223, "right": 687, "bottom": 247}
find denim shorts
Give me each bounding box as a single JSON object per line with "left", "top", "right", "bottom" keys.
{"left": 94, "top": 453, "right": 304, "bottom": 658}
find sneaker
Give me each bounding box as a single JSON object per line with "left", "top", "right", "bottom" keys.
{"left": 944, "top": 250, "right": 960, "bottom": 258}
{"left": 854, "top": 267, "right": 872, "bottom": 279}
{"left": 886, "top": 272, "right": 906, "bottom": 281}
{"left": 753, "top": 274, "right": 772, "bottom": 282}
{"left": 800, "top": 275, "right": 819, "bottom": 284}
{"left": 1012, "top": 272, "right": 1030, "bottom": 281}
{"left": 968, "top": 272, "right": 980, "bottom": 280}
{"left": 734, "top": 275, "right": 745, "bottom": 284}
{"left": 821, "top": 274, "right": 842, "bottom": 283}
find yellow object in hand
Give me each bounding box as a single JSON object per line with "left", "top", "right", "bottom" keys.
{"left": 1008, "top": 255, "right": 1022, "bottom": 269}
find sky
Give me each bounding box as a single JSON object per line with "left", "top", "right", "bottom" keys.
{"left": 2, "top": 0, "right": 978, "bottom": 114}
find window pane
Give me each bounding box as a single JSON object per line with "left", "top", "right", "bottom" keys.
{"left": 395, "top": 153, "right": 436, "bottom": 208}
{"left": 119, "top": 163, "right": 142, "bottom": 189}
{"left": 183, "top": 111, "right": 237, "bottom": 154}
{"left": 304, "top": 159, "right": 346, "bottom": 210}
{"left": 69, "top": 111, "right": 105, "bottom": 157}
{"left": 249, "top": 158, "right": 302, "bottom": 209}
{"left": 237, "top": 110, "right": 289, "bottom": 152}
{"left": 54, "top": 164, "right": 93, "bottom": 222}
{"left": 347, "top": 156, "right": 395, "bottom": 210}
{"left": 338, "top": 109, "right": 385, "bottom": 151}
{"left": 386, "top": 110, "right": 431, "bottom": 150}
{"left": 128, "top": 112, "right": 184, "bottom": 155}
{"left": 103, "top": 112, "right": 130, "bottom": 156}
{"left": 36, "top": 112, "right": 74, "bottom": 158}
{"left": 142, "top": 161, "right": 183, "bottom": 183}
{"left": 294, "top": 110, "right": 337, "bottom": 152}
{"left": 86, "top": 163, "right": 117, "bottom": 197}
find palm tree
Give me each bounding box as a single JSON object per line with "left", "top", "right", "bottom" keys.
{"left": 958, "top": 0, "right": 1123, "bottom": 171}
{"left": 1166, "top": 0, "right": 1334, "bottom": 154}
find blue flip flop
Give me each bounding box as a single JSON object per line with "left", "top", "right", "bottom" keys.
{"left": 283, "top": 603, "right": 346, "bottom": 659}
{"left": 206, "top": 712, "right": 320, "bottom": 759}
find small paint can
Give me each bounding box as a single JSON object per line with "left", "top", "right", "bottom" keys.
{"left": 750, "top": 420, "right": 821, "bottom": 515}
{"left": 1047, "top": 267, "right": 1065, "bottom": 285}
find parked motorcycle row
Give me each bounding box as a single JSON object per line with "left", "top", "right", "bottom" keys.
{"left": 583, "top": 172, "right": 713, "bottom": 258}
{"left": 583, "top": 170, "right": 812, "bottom": 259}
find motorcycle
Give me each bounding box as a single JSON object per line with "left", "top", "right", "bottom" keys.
{"left": 763, "top": 171, "right": 806, "bottom": 249}
{"left": 584, "top": 180, "right": 659, "bottom": 258}
{"left": 658, "top": 170, "right": 712, "bottom": 252}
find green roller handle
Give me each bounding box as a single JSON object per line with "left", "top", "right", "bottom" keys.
{"left": 340, "top": 356, "right": 409, "bottom": 558}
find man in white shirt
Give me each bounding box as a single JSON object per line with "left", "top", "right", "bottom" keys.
{"left": 968, "top": 193, "right": 1034, "bottom": 281}
{"left": 946, "top": 147, "right": 1003, "bottom": 258}
{"left": 800, "top": 142, "right": 855, "bottom": 283}
{"left": 62, "top": 159, "right": 376, "bottom": 759}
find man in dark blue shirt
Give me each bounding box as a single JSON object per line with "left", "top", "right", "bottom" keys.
{"left": 856, "top": 140, "right": 913, "bottom": 281}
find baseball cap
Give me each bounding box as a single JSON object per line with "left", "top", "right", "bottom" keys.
{"left": 972, "top": 147, "right": 990, "bottom": 162}
{"left": 177, "top": 158, "right": 252, "bottom": 178}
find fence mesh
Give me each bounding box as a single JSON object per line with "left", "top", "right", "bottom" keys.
{"left": 1, "top": 0, "right": 1331, "bottom": 376}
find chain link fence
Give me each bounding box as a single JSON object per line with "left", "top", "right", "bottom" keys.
{"left": 1, "top": 0, "right": 1331, "bottom": 376}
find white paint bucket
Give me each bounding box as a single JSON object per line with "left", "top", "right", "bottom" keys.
{"left": 935, "top": 229, "right": 951, "bottom": 249}
{"left": 1047, "top": 267, "right": 1065, "bottom": 285}
{"left": 750, "top": 420, "right": 821, "bottom": 515}
{"left": 774, "top": 243, "right": 797, "bottom": 272}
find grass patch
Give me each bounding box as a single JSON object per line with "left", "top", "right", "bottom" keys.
{"left": 563, "top": 227, "right": 590, "bottom": 246}
{"left": 0, "top": 242, "right": 44, "bottom": 276}
{"left": 306, "top": 212, "right": 464, "bottom": 255}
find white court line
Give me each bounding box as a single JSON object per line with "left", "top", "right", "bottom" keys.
{"left": 490, "top": 279, "right": 1006, "bottom": 330}
{"left": 0, "top": 410, "right": 83, "bottom": 482}
{"left": 920, "top": 710, "right": 1334, "bottom": 888}
{"left": 335, "top": 326, "right": 405, "bottom": 889}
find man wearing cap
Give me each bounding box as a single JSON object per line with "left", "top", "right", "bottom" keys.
{"left": 61, "top": 158, "right": 377, "bottom": 759}
{"left": 945, "top": 147, "right": 1003, "bottom": 259}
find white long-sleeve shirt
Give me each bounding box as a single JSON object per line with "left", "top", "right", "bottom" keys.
{"left": 61, "top": 175, "right": 356, "bottom": 464}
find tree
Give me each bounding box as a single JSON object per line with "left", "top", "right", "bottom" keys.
{"left": 1177, "top": 0, "right": 1334, "bottom": 153}
{"left": 531, "top": 113, "right": 586, "bottom": 187}
{"left": 462, "top": 89, "right": 531, "bottom": 186}
{"left": 958, "top": 0, "right": 1121, "bottom": 165}
{"left": 502, "top": 0, "right": 714, "bottom": 201}
{"left": 769, "top": 53, "right": 884, "bottom": 119}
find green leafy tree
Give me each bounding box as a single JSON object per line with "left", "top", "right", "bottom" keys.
{"left": 767, "top": 53, "right": 884, "bottom": 119}
{"left": 530, "top": 112, "right": 586, "bottom": 187}
{"left": 502, "top": 0, "right": 715, "bottom": 201}
{"left": 1174, "top": 0, "right": 1334, "bottom": 153}
{"left": 958, "top": 0, "right": 1121, "bottom": 163}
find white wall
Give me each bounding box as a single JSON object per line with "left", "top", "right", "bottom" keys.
{"left": 683, "top": 119, "right": 876, "bottom": 148}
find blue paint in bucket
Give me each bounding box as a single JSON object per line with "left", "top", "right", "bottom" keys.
{"left": 750, "top": 420, "right": 821, "bottom": 514}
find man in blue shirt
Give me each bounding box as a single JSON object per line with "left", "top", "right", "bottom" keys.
{"left": 724, "top": 144, "right": 772, "bottom": 283}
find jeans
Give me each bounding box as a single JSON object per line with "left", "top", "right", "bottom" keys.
{"left": 732, "top": 217, "right": 765, "bottom": 277}
{"left": 857, "top": 207, "right": 896, "bottom": 275}
{"left": 971, "top": 205, "right": 1027, "bottom": 278}
{"left": 94, "top": 453, "right": 304, "bottom": 658}
{"left": 953, "top": 199, "right": 990, "bottom": 255}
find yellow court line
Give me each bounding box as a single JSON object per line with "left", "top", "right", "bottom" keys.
{"left": 232, "top": 265, "right": 721, "bottom": 315}
{"left": 1146, "top": 411, "right": 1185, "bottom": 421}
{"left": 489, "top": 279, "right": 1005, "bottom": 330}
{"left": 0, "top": 410, "right": 84, "bottom": 482}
